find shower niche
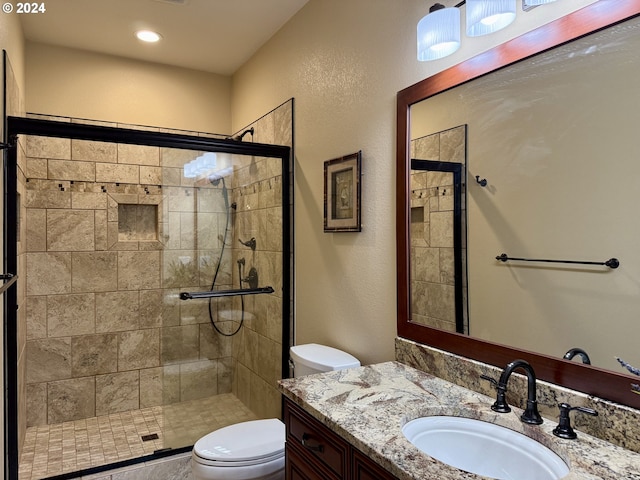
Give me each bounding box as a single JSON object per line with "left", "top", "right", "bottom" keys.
{"left": 117, "top": 204, "right": 159, "bottom": 242}
{"left": 5, "top": 104, "right": 293, "bottom": 480}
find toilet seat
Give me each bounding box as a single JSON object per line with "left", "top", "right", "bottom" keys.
{"left": 192, "top": 419, "right": 285, "bottom": 467}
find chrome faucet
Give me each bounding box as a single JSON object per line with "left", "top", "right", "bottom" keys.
{"left": 481, "top": 359, "right": 543, "bottom": 425}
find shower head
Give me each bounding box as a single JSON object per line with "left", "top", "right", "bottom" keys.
{"left": 229, "top": 127, "right": 254, "bottom": 142}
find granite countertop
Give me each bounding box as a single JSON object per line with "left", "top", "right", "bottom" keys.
{"left": 278, "top": 361, "right": 640, "bottom": 480}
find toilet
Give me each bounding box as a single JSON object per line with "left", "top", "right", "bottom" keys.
{"left": 191, "top": 343, "right": 360, "bottom": 480}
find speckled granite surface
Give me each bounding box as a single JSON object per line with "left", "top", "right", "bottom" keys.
{"left": 279, "top": 361, "right": 640, "bottom": 480}
{"left": 395, "top": 338, "right": 640, "bottom": 454}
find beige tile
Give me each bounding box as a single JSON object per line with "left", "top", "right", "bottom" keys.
{"left": 25, "top": 188, "right": 71, "bottom": 209}
{"left": 440, "top": 125, "right": 466, "bottom": 164}
{"left": 47, "top": 210, "right": 95, "bottom": 251}
{"left": 95, "top": 210, "right": 108, "bottom": 251}
{"left": 27, "top": 136, "right": 71, "bottom": 160}
{"left": 26, "top": 338, "right": 72, "bottom": 383}
{"left": 218, "top": 357, "right": 233, "bottom": 394}
{"left": 162, "top": 365, "right": 180, "bottom": 405}
{"left": 72, "top": 139, "right": 117, "bottom": 163}
{"left": 160, "top": 148, "right": 199, "bottom": 168}
{"left": 96, "top": 163, "right": 139, "bottom": 184}
{"left": 117, "top": 251, "right": 160, "bottom": 290}
{"left": 47, "top": 293, "right": 96, "bottom": 337}
{"left": 140, "top": 166, "right": 162, "bottom": 185}
{"left": 26, "top": 157, "right": 48, "bottom": 179}
{"left": 26, "top": 252, "right": 72, "bottom": 296}
{"left": 118, "top": 329, "right": 159, "bottom": 370}
{"left": 162, "top": 167, "right": 181, "bottom": 187}
{"left": 161, "top": 325, "right": 199, "bottom": 364}
{"left": 71, "top": 192, "right": 107, "bottom": 210}
{"left": 139, "top": 368, "right": 163, "bottom": 409}
{"left": 179, "top": 360, "right": 217, "bottom": 402}
{"left": 96, "top": 371, "right": 139, "bottom": 416}
{"left": 26, "top": 383, "right": 48, "bottom": 427}
{"left": 71, "top": 334, "right": 118, "bottom": 377}
{"left": 26, "top": 208, "right": 47, "bottom": 252}
{"left": 48, "top": 377, "right": 96, "bottom": 424}
{"left": 48, "top": 160, "right": 96, "bottom": 182}
{"left": 95, "top": 291, "right": 139, "bottom": 332}
{"left": 26, "top": 295, "right": 48, "bottom": 340}
{"left": 429, "top": 211, "right": 453, "bottom": 248}
{"left": 117, "top": 144, "right": 159, "bottom": 166}
{"left": 71, "top": 252, "right": 118, "bottom": 293}
{"left": 138, "top": 290, "right": 163, "bottom": 328}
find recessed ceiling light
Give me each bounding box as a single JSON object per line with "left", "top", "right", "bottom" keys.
{"left": 136, "top": 30, "right": 162, "bottom": 43}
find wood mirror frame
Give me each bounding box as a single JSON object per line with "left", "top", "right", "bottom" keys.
{"left": 396, "top": 0, "right": 640, "bottom": 410}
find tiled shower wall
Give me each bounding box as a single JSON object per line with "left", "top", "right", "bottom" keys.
{"left": 21, "top": 100, "right": 292, "bottom": 433}
{"left": 23, "top": 133, "right": 233, "bottom": 428}
{"left": 409, "top": 125, "right": 466, "bottom": 333}
{"left": 229, "top": 102, "right": 292, "bottom": 420}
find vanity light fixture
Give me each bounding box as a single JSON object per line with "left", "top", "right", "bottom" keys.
{"left": 135, "top": 29, "right": 162, "bottom": 43}
{"left": 417, "top": 3, "right": 461, "bottom": 61}
{"left": 417, "top": 0, "right": 561, "bottom": 61}
{"left": 466, "top": 0, "right": 516, "bottom": 36}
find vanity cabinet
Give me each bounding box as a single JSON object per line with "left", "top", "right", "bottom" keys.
{"left": 284, "top": 398, "right": 398, "bottom": 480}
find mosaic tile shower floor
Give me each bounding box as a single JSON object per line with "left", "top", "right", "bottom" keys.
{"left": 19, "top": 393, "right": 257, "bottom": 480}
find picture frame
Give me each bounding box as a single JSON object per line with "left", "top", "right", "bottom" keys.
{"left": 324, "top": 151, "right": 361, "bottom": 232}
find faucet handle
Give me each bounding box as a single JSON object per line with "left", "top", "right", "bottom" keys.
{"left": 552, "top": 403, "right": 598, "bottom": 439}
{"left": 480, "top": 374, "right": 498, "bottom": 388}
{"left": 480, "top": 374, "right": 511, "bottom": 413}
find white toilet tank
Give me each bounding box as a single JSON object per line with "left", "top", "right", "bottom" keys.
{"left": 290, "top": 343, "right": 360, "bottom": 377}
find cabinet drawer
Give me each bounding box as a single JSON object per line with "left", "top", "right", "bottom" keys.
{"left": 285, "top": 400, "right": 349, "bottom": 478}
{"left": 286, "top": 442, "right": 339, "bottom": 480}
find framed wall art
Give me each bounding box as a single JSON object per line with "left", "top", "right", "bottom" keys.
{"left": 324, "top": 151, "right": 361, "bottom": 232}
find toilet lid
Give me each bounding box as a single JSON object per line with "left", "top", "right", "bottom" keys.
{"left": 193, "top": 419, "right": 285, "bottom": 464}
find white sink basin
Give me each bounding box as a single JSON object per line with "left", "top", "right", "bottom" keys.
{"left": 402, "top": 416, "right": 569, "bottom": 480}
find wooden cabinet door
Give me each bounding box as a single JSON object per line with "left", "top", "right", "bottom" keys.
{"left": 352, "top": 449, "right": 398, "bottom": 480}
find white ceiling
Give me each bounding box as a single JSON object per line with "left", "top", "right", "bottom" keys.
{"left": 19, "top": 0, "right": 310, "bottom": 76}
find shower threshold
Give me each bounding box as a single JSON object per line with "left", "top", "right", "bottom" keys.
{"left": 18, "top": 393, "right": 257, "bottom": 480}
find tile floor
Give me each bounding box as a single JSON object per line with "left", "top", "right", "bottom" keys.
{"left": 19, "top": 393, "right": 257, "bottom": 480}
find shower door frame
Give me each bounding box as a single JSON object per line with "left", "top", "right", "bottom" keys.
{"left": 4, "top": 115, "right": 293, "bottom": 480}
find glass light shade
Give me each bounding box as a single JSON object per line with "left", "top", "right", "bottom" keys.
{"left": 466, "top": 0, "right": 516, "bottom": 37}
{"left": 184, "top": 152, "right": 217, "bottom": 178}
{"left": 417, "top": 6, "right": 461, "bottom": 61}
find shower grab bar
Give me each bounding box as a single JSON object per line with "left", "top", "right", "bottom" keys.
{"left": 179, "top": 286, "right": 274, "bottom": 300}
{"left": 0, "top": 273, "right": 18, "bottom": 296}
{"left": 495, "top": 253, "right": 620, "bottom": 269}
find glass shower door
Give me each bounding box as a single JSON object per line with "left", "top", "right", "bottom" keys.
{"left": 10, "top": 115, "right": 291, "bottom": 479}
{"left": 158, "top": 148, "right": 286, "bottom": 450}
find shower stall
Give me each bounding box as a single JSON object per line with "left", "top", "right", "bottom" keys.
{"left": 3, "top": 110, "right": 293, "bottom": 480}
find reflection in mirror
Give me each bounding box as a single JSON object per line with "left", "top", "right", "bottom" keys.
{"left": 410, "top": 126, "right": 467, "bottom": 333}
{"left": 409, "top": 17, "right": 640, "bottom": 373}
{"left": 397, "top": 2, "right": 640, "bottom": 409}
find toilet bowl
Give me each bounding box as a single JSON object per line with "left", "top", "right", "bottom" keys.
{"left": 191, "top": 419, "right": 285, "bottom": 480}
{"left": 191, "top": 344, "right": 360, "bottom": 480}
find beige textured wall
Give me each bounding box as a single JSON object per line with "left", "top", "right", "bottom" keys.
{"left": 25, "top": 42, "right": 232, "bottom": 134}
{"left": 231, "top": 0, "right": 598, "bottom": 366}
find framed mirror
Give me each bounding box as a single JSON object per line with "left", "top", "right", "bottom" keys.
{"left": 397, "top": 1, "right": 640, "bottom": 409}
